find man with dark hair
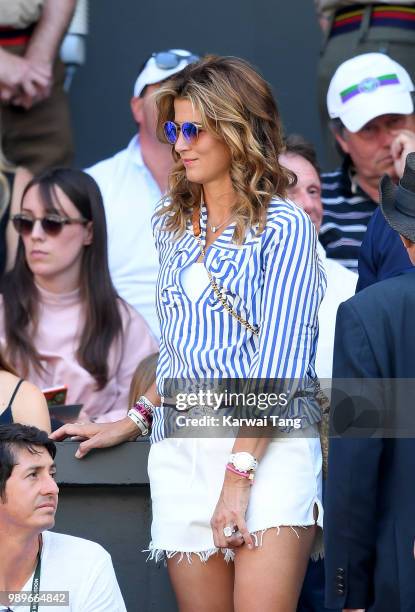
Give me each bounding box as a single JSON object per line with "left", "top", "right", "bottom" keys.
{"left": 319, "top": 52, "right": 415, "bottom": 273}
{"left": 0, "top": 423, "right": 126, "bottom": 611}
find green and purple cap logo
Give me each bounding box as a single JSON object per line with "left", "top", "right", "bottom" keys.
{"left": 341, "top": 74, "right": 400, "bottom": 104}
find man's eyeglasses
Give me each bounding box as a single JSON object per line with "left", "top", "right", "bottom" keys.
{"left": 152, "top": 51, "right": 199, "bottom": 70}
{"left": 163, "top": 121, "right": 204, "bottom": 145}
{"left": 12, "top": 214, "right": 88, "bottom": 237}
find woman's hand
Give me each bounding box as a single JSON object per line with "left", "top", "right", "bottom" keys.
{"left": 210, "top": 470, "right": 254, "bottom": 550}
{"left": 49, "top": 417, "right": 140, "bottom": 458}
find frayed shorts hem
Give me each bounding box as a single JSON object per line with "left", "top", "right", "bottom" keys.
{"left": 145, "top": 523, "right": 323, "bottom": 565}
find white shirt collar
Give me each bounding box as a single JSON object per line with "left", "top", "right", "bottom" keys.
{"left": 126, "top": 134, "right": 144, "bottom": 168}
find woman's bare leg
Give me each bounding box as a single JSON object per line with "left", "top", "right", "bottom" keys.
{"left": 234, "top": 525, "right": 318, "bottom": 612}
{"left": 167, "top": 552, "right": 235, "bottom": 612}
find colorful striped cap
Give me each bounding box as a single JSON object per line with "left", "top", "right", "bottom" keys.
{"left": 327, "top": 53, "right": 414, "bottom": 132}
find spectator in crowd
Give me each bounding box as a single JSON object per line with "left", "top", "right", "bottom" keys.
{"left": 357, "top": 200, "right": 414, "bottom": 291}
{"left": 315, "top": 0, "right": 415, "bottom": 167}
{"left": 0, "top": 349, "right": 50, "bottom": 431}
{"left": 280, "top": 134, "right": 356, "bottom": 380}
{"left": 128, "top": 352, "right": 158, "bottom": 408}
{"left": 0, "top": 168, "right": 157, "bottom": 423}
{"left": 281, "top": 135, "right": 355, "bottom": 612}
{"left": 86, "top": 49, "right": 199, "bottom": 339}
{"left": 314, "top": 0, "right": 415, "bottom": 167}
{"left": 0, "top": 0, "right": 77, "bottom": 270}
{"left": 0, "top": 423, "right": 126, "bottom": 611}
{"left": 324, "top": 152, "right": 415, "bottom": 612}
{"left": 319, "top": 52, "right": 415, "bottom": 272}
{"left": 52, "top": 56, "right": 326, "bottom": 612}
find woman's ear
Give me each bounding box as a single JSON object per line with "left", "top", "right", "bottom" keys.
{"left": 83, "top": 221, "right": 93, "bottom": 246}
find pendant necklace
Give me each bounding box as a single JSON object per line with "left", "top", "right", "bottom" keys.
{"left": 198, "top": 193, "right": 233, "bottom": 233}
{"left": 208, "top": 217, "right": 232, "bottom": 233}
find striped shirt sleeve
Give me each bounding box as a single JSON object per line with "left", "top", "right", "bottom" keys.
{"left": 248, "top": 208, "right": 326, "bottom": 382}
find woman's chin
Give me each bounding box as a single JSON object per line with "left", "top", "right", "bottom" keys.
{"left": 184, "top": 168, "right": 204, "bottom": 184}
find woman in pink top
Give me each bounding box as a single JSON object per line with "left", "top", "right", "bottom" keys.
{"left": 0, "top": 168, "right": 157, "bottom": 422}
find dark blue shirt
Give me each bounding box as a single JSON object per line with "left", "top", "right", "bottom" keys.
{"left": 357, "top": 207, "right": 413, "bottom": 292}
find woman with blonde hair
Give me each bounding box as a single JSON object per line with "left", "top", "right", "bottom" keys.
{"left": 52, "top": 56, "right": 326, "bottom": 611}
{"left": 0, "top": 347, "right": 51, "bottom": 431}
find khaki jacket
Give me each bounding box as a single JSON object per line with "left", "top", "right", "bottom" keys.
{"left": 0, "top": 0, "right": 44, "bottom": 29}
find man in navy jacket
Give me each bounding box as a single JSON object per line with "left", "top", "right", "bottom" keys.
{"left": 325, "top": 153, "right": 415, "bottom": 612}
{"left": 356, "top": 206, "right": 412, "bottom": 291}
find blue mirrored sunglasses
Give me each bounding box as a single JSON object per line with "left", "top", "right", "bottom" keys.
{"left": 163, "top": 121, "right": 203, "bottom": 144}
{"left": 152, "top": 51, "right": 199, "bottom": 70}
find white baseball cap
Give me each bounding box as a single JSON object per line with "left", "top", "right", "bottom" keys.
{"left": 133, "top": 49, "right": 199, "bottom": 97}
{"left": 327, "top": 53, "right": 414, "bottom": 132}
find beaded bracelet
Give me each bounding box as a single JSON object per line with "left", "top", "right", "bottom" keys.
{"left": 133, "top": 395, "right": 155, "bottom": 428}
{"left": 226, "top": 463, "right": 255, "bottom": 483}
{"left": 127, "top": 408, "right": 150, "bottom": 437}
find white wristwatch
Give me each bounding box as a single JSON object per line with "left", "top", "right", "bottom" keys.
{"left": 229, "top": 452, "right": 258, "bottom": 473}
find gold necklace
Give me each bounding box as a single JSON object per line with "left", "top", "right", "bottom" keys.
{"left": 191, "top": 205, "right": 259, "bottom": 336}
{"left": 208, "top": 217, "right": 232, "bottom": 233}
{"left": 199, "top": 194, "right": 233, "bottom": 233}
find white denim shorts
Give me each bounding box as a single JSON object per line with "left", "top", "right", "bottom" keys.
{"left": 146, "top": 427, "right": 323, "bottom": 564}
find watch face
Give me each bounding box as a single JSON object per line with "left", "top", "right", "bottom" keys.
{"left": 234, "top": 452, "right": 254, "bottom": 472}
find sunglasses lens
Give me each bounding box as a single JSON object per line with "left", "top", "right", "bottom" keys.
{"left": 164, "top": 121, "right": 178, "bottom": 144}
{"left": 154, "top": 52, "right": 180, "bottom": 70}
{"left": 12, "top": 216, "right": 33, "bottom": 235}
{"left": 42, "top": 217, "right": 64, "bottom": 236}
{"left": 182, "top": 122, "right": 198, "bottom": 143}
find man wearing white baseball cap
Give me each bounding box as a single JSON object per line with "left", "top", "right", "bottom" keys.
{"left": 86, "top": 49, "right": 199, "bottom": 339}
{"left": 319, "top": 52, "right": 415, "bottom": 273}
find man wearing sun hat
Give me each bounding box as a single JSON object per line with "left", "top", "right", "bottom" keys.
{"left": 319, "top": 52, "right": 415, "bottom": 273}
{"left": 86, "top": 49, "right": 199, "bottom": 339}
{"left": 324, "top": 152, "right": 415, "bottom": 612}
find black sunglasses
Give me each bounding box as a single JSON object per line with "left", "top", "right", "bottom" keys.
{"left": 12, "top": 213, "right": 88, "bottom": 237}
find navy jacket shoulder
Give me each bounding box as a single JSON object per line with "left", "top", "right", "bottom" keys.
{"left": 339, "top": 269, "right": 415, "bottom": 377}
{"left": 325, "top": 268, "right": 415, "bottom": 611}
{"left": 357, "top": 207, "right": 412, "bottom": 292}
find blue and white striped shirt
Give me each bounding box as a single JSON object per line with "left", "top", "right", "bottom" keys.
{"left": 151, "top": 197, "right": 326, "bottom": 443}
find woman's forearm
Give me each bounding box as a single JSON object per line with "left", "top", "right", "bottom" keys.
{"left": 230, "top": 425, "right": 273, "bottom": 462}
{"left": 142, "top": 381, "right": 161, "bottom": 407}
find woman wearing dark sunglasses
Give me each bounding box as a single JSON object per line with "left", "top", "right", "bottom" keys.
{"left": 52, "top": 57, "right": 326, "bottom": 611}
{"left": 0, "top": 168, "right": 157, "bottom": 423}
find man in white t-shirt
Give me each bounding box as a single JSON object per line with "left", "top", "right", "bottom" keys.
{"left": 0, "top": 423, "right": 126, "bottom": 611}
{"left": 280, "top": 135, "right": 357, "bottom": 380}
{"left": 86, "top": 49, "right": 199, "bottom": 339}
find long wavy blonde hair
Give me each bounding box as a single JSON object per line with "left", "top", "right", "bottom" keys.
{"left": 155, "top": 55, "right": 294, "bottom": 243}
